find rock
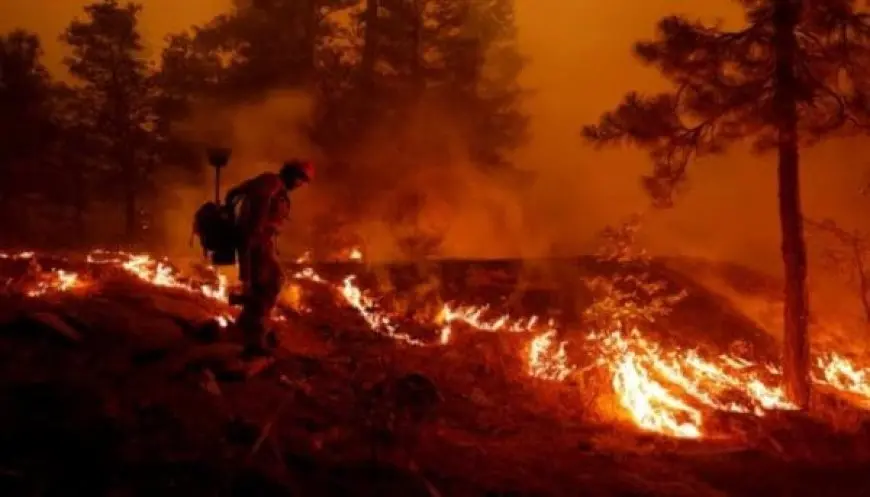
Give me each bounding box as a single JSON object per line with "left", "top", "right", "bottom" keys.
{"left": 125, "top": 317, "right": 186, "bottom": 351}
{"left": 190, "top": 318, "right": 226, "bottom": 343}
{"left": 215, "top": 356, "right": 277, "bottom": 382}
{"left": 6, "top": 311, "right": 83, "bottom": 344}
{"left": 162, "top": 343, "right": 244, "bottom": 377}
{"left": 469, "top": 387, "right": 494, "bottom": 408}
{"left": 392, "top": 372, "right": 441, "bottom": 417}
{"left": 57, "top": 300, "right": 185, "bottom": 351}
{"left": 224, "top": 417, "right": 260, "bottom": 446}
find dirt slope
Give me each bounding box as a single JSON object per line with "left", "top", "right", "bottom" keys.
{"left": 0, "top": 259, "right": 869, "bottom": 496}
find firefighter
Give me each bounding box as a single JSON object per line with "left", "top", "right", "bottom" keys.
{"left": 225, "top": 160, "right": 314, "bottom": 355}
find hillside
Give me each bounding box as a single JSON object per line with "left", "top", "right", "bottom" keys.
{"left": 1, "top": 250, "right": 870, "bottom": 496}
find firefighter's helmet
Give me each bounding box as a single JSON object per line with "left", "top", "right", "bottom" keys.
{"left": 280, "top": 160, "right": 314, "bottom": 185}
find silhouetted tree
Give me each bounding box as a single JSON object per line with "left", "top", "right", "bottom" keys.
{"left": 583, "top": 0, "right": 870, "bottom": 408}
{"left": 337, "top": 0, "right": 528, "bottom": 168}
{"left": 0, "top": 30, "right": 55, "bottom": 242}
{"left": 153, "top": 0, "right": 356, "bottom": 170}
{"left": 432, "top": 0, "right": 529, "bottom": 170}
{"left": 61, "top": 0, "right": 156, "bottom": 243}
{"left": 155, "top": 0, "right": 528, "bottom": 257}
{"left": 186, "top": 0, "right": 354, "bottom": 102}
{"left": 151, "top": 32, "right": 225, "bottom": 176}
{"left": 805, "top": 217, "right": 870, "bottom": 323}
{"left": 316, "top": 0, "right": 529, "bottom": 258}
{"left": 45, "top": 83, "right": 103, "bottom": 240}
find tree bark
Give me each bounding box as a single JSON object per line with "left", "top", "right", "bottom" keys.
{"left": 120, "top": 141, "right": 139, "bottom": 244}
{"left": 361, "top": 0, "right": 379, "bottom": 90}
{"left": 410, "top": 0, "right": 424, "bottom": 94}
{"left": 124, "top": 173, "right": 138, "bottom": 243}
{"left": 773, "top": 0, "right": 810, "bottom": 408}
{"left": 72, "top": 160, "right": 87, "bottom": 243}
{"left": 302, "top": 0, "right": 319, "bottom": 82}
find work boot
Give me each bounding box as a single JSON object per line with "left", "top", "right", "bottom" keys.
{"left": 228, "top": 292, "right": 247, "bottom": 306}
{"left": 241, "top": 329, "right": 278, "bottom": 359}
{"left": 241, "top": 343, "right": 271, "bottom": 359}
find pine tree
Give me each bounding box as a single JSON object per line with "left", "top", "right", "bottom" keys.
{"left": 188, "top": 0, "right": 355, "bottom": 101}
{"left": 0, "top": 30, "right": 55, "bottom": 241}
{"left": 60, "top": 0, "right": 156, "bottom": 243}
{"left": 583, "top": 0, "right": 870, "bottom": 408}
{"left": 341, "top": 0, "right": 528, "bottom": 169}
{"left": 45, "top": 82, "right": 102, "bottom": 242}
{"left": 152, "top": 32, "right": 225, "bottom": 175}
{"left": 432, "top": 0, "right": 529, "bottom": 170}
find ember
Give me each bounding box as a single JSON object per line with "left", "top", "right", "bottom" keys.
{"left": 25, "top": 269, "right": 84, "bottom": 297}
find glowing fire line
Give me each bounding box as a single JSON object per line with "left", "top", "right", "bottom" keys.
{"left": 5, "top": 249, "right": 870, "bottom": 439}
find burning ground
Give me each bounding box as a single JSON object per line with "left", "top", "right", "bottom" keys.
{"left": 2, "top": 250, "right": 870, "bottom": 496}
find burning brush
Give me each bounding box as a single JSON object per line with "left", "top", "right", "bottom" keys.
{"left": 6, "top": 248, "right": 870, "bottom": 441}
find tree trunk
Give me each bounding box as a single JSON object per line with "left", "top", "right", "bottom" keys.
{"left": 72, "top": 163, "right": 87, "bottom": 244}
{"left": 773, "top": 0, "right": 810, "bottom": 409}
{"left": 410, "top": 0, "right": 424, "bottom": 94}
{"left": 121, "top": 146, "right": 139, "bottom": 244}
{"left": 361, "top": 0, "right": 379, "bottom": 89}
{"left": 124, "top": 180, "right": 138, "bottom": 244}
{"left": 302, "top": 0, "right": 319, "bottom": 82}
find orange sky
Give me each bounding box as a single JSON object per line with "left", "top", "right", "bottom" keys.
{"left": 2, "top": 0, "right": 866, "bottom": 268}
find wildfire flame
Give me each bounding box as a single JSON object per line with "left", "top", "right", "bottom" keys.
{"left": 592, "top": 329, "right": 796, "bottom": 438}
{"left": 6, "top": 248, "right": 870, "bottom": 440}
{"left": 528, "top": 329, "right": 573, "bottom": 381}
{"left": 816, "top": 353, "right": 870, "bottom": 402}
{"left": 25, "top": 270, "right": 84, "bottom": 297}
{"left": 86, "top": 250, "right": 228, "bottom": 302}
{"left": 0, "top": 251, "right": 35, "bottom": 260}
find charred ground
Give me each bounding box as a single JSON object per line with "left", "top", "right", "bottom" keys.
{"left": 0, "top": 255, "right": 869, "bottom": 497}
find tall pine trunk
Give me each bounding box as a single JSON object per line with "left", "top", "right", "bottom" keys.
{"left": 124, "top": 173, "right": 138, "bottom": 244}
{"left": 72, "top": 160, "right": 87, "bottom": 244}
{"left": 361, "top": 0, "right": 379, "bottom": 89}
{"left": 410, "top": 0, "right": 424, "bottom": 95}
{"left": 302, "top": 0, "right": 319, "bottom": 82}
{"left": 121, "top": 144, "right": 139, "bottom": 245}
{"left": 773, "top": 0, "right": 810, "bottom": 408}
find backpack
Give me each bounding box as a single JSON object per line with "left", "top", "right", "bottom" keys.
{"left": 192, "top": 201, "right": 238, "bottom": 266}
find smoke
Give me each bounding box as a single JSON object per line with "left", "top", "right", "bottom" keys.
{"left": 157, "top": 90, "right": 318, "bottom": 256}
{"left": 155, "top": 86, "right": 535, "bottom": 262}
{"left": 510, "top": 0, "right": 870, "bottom": 275}
{"left": 10, "top": 0, "right": 870, "bottom": 269}
{"left": 314, "top": 91, "right": 538, "bottom": 262}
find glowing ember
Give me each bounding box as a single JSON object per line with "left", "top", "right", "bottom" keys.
{"left": 0, "top": 251, "right": 35, "bottom": 260}
{"left": 25, "top": 269, "right": 85, "bottom": 297}
{"left": 293, "top": 267, "right": 324, "bottom": 283}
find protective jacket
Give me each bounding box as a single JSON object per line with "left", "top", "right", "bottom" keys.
{"left": 227, "top": 172, "right": 291, "bottom": 242}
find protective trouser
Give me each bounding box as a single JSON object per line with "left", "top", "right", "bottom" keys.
{"left": 236, "top": 235, "right": 283, "bottom": 352}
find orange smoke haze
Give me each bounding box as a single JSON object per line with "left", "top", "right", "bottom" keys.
{"left": 2, "top": 0, "right": 869, "bottom": 269}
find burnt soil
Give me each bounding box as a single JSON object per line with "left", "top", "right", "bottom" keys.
{"left": 1, "top": 256, "right": 869, "bottom": 497}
